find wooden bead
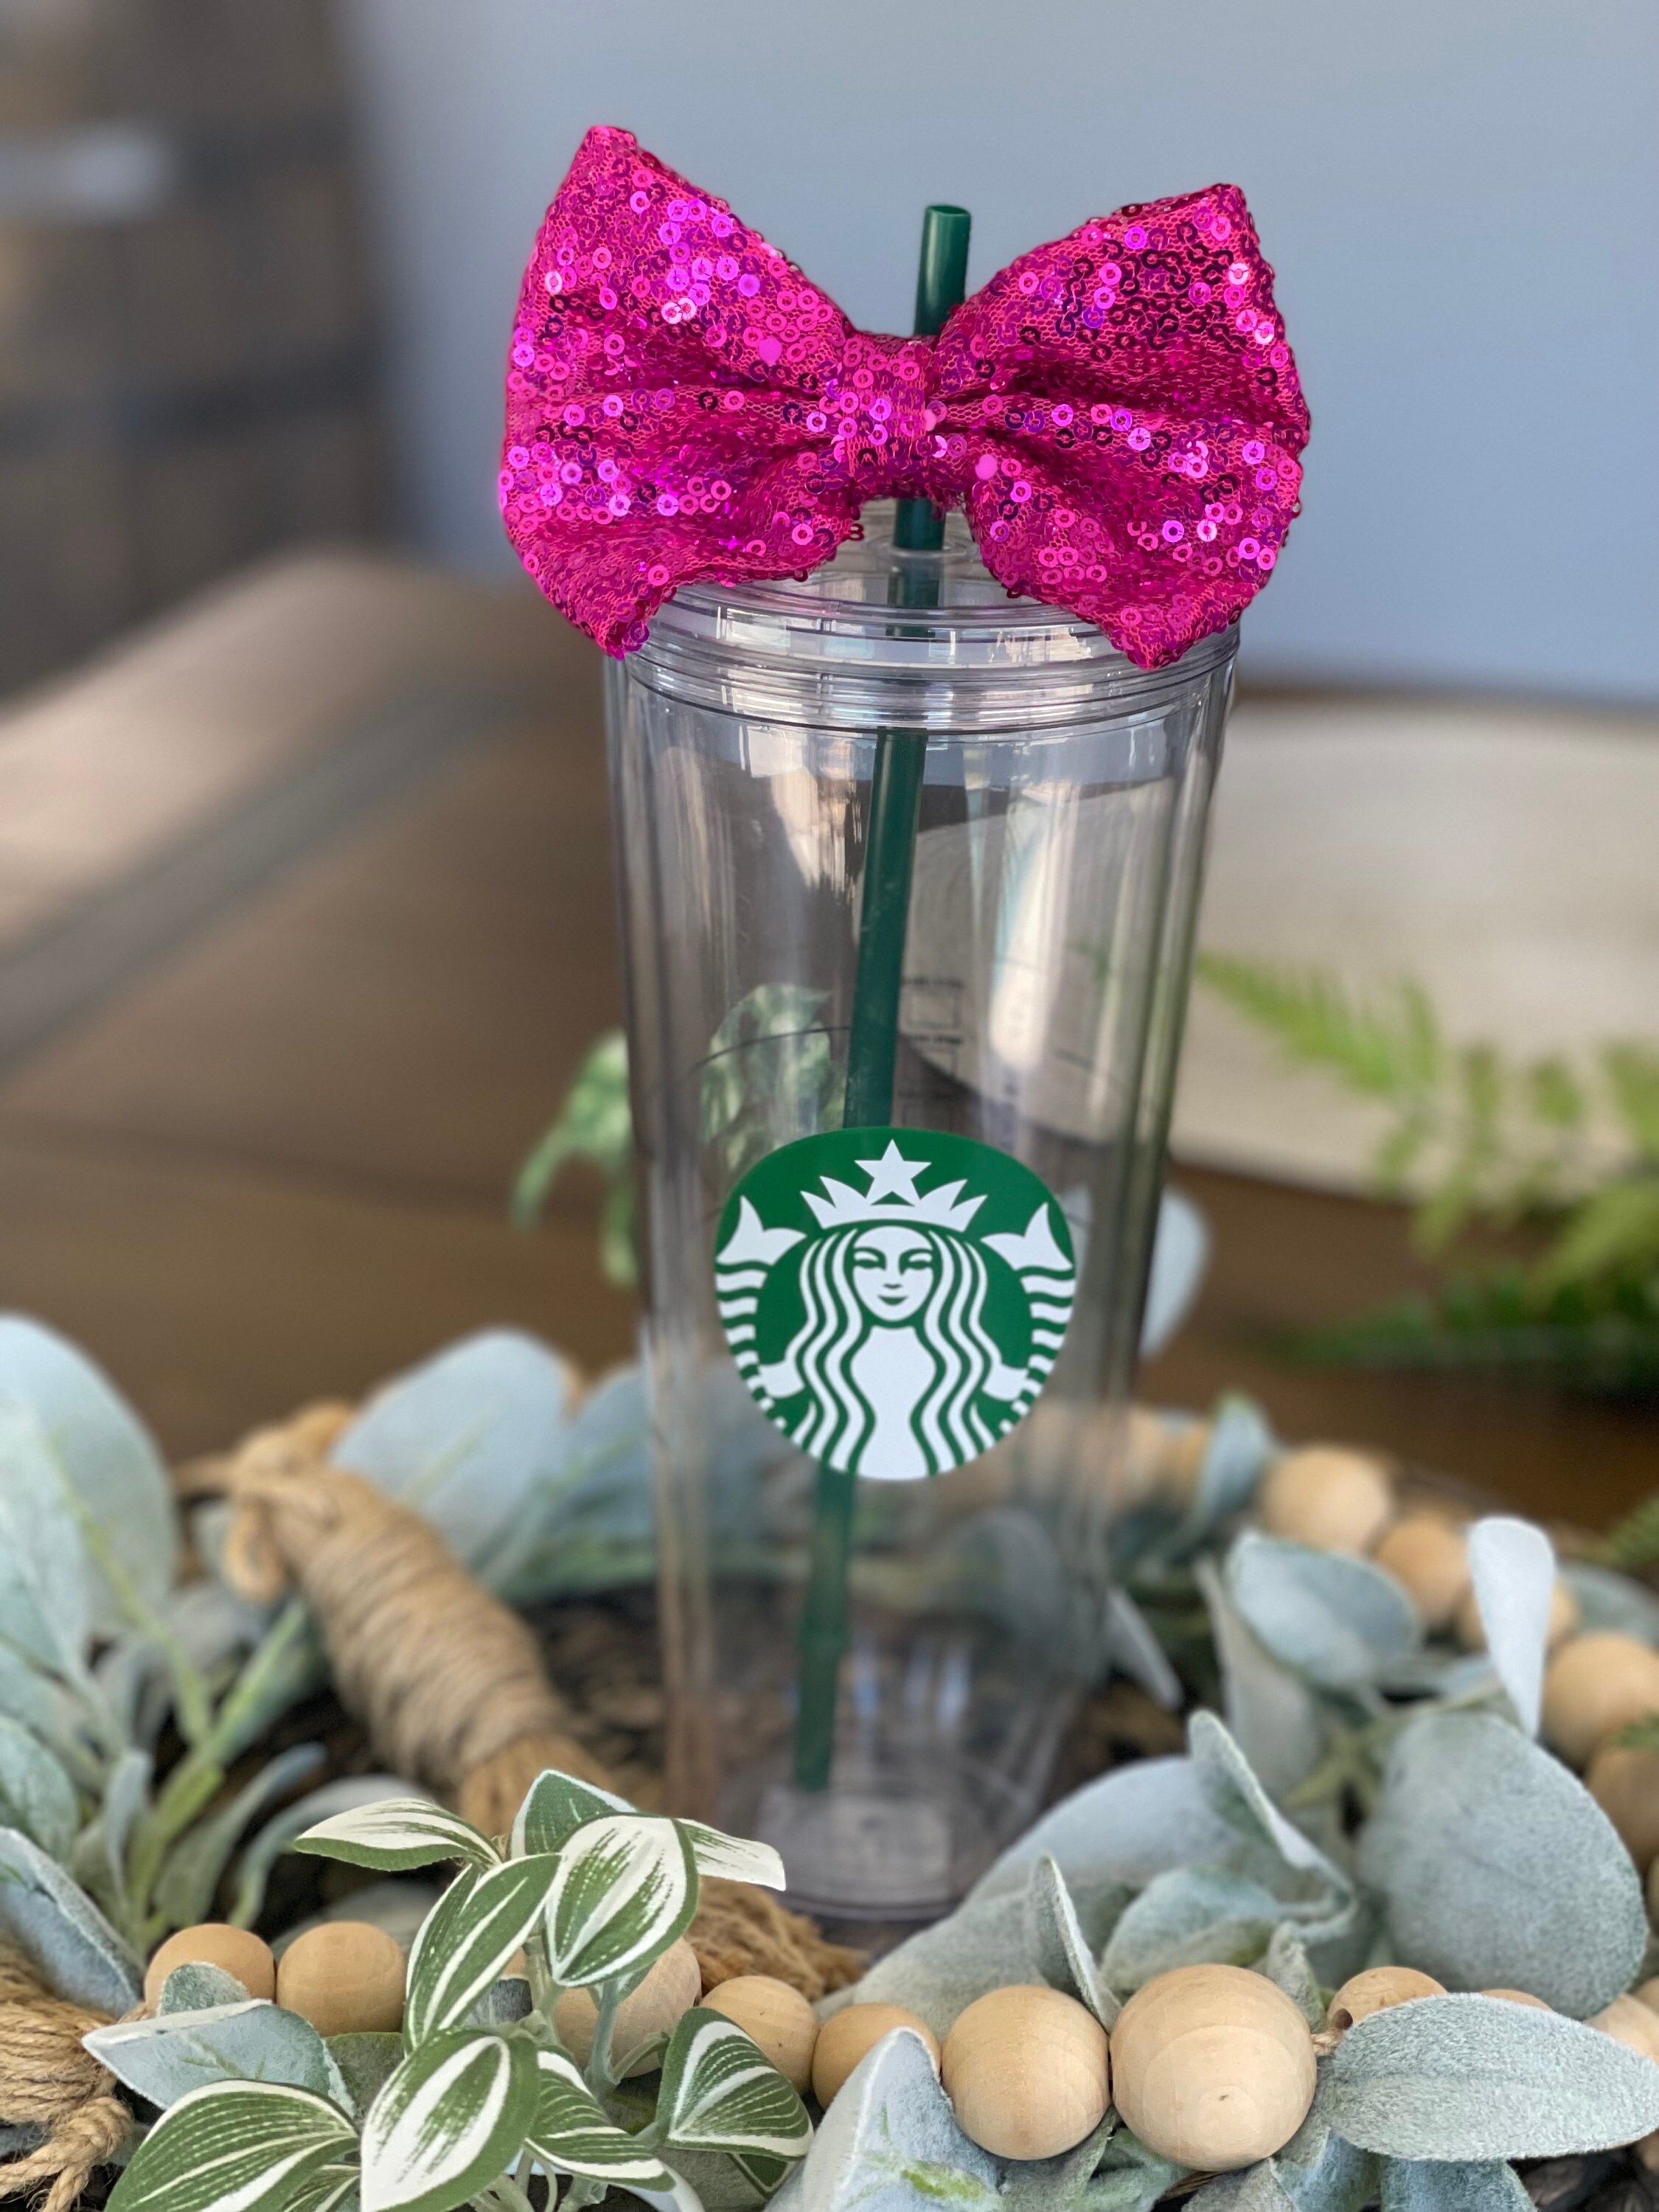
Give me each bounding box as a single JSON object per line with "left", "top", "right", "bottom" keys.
{"left": 1455, "top": 1578, "right": 1579, "bottom": 1655}
{"left": 554, "top": 1939, "right": 702, "bottom": 2076}
{"left": 813, "top": 2005, "right": 940, "bottom": 2107}
{"left": 1326, "top": 1966, "right": 1444, "bottom": 2031}
{"left": 1372, "top": 1517, "right": 1470, "bottom": 1631}
{"left": 1590, "top": 1995, "right": 1659, "bottom": 2065}
{"left": 1587, "top": 1745, "right": 1659, "bottom": 1873}
{"left": 276, "top": 1921, "right": 406, "bottom": 2037}
{"left": 145, "top": 1924, "right": 276, "bottom": 2008}
{"left": 1649, "top": 1854, "right": 1659, "bottom": 1927}
{"left": 1635, "top": 1980, "right": 1659, "bottom": 2016}
{"left": 703, "top": 1975, "right": 819, "bottom": 2094}
{"left": 1110, "top": 1964, "right": 1315, "bottom": 2171}
{"left": 941, "top": 1986, "right": 1109, "bottom": 2162}
{"left": 1482, "top": 1989, "right": 1551, "bottom": 2009}
{"left": 1258, "top": 1447, "right": 1394, "bottom": 1556}
{"left": 1543, "top": 1634, "right": 1659, "bottom": 1768}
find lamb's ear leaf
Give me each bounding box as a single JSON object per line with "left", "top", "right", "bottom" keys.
{"left": 824, "top": 1887, "right": 1035, "bottom": 2042}
{"left": 1189, "top": 2161, "right": 1298, "bottom": 2212}
{"left": 1256, "top": 1924, "right": 1326, "bottom": 2031}
{"left": 292, "top": 1797, "right": 496, "bottom": 1875}
{"left": 404, "top": 1857, "right": 561, "bottom": 2045}
{"left": 1025, "top": 1855, "right": 1119, "bottom": 2025}
{"left": 1100, "top": 1865, "right": 1283, "bottom": 1994}
{"left": 1000, "top": 2113, "right": 1116, "bottom": 2212}
{"left": 1464, "top": 1517, "right": 1554, "bottom": 1737}
{"left": 786, "top": 2026, "right": 998, "bottom": 2212}
{"left": 1357, "top": 1711, "right": 1644, "bottom": 2016}
{"left": 360, "top": 2029, "right": 538, "bottom": 2212}
{"left": 103, "top": 2079, "right": 355, "bottom": 2212}
{"left": 1225, "top": 1533, "right": 1420, "bottom": 1691}
{"left": 510, "top": 1768, "right": 633, "bottom": 1857}
{"left": 85, "top": 2000, "right": 335, "bottom": 2110}
{"left": 655, "top": 2008, "right": 813, "bottom": 2160}
{"left": 159, "top": 1963, "right": 251, "bottom": 2013}
{"left": 1076, "top": 2126, "right": 1186, "bottom": 2212}
{"left": 326, "top": 2033, "right": 403, "bottom": 2121}
{"left": 1317, "top": 1993, "right": 1659, "bottom": 2159}
{"left": 542, "top": 1815, "right": 697, "bottom": 1988}
{"left": 524, "top": 2047, "right": 675, "bottom": 2185}
{"left": 975, "top": 1752, "right": 1234, "bottom": 1903}
{"left": 0, "top": 1824, "right": 141, "bottom": 2013}
{"left": 1378, "top": 2157, "right": 1534, "bottom": 2212}
{"left": 0, "top": 1717, "right": 78, "bottom": 1863}
{"left": 1273, "top": 2118, "right": 1377, "bottom": 2212}
{"left": 1195, "top": 1559, "right": 1329, "bottom": 1806}
{"left": 154, "top": 1744, "right": 327, "bottom": 1929}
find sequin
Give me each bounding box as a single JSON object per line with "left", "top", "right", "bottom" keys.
{"left": 501, "top": 126, "right": 1310, "bottom": 668}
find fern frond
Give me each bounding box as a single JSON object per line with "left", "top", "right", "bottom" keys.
{"left": 1195, "top": 956, "right": 1439, "bottom": 1102}
{"left": 1604, "top": 1044, "right": 1659, "bottom": 1164}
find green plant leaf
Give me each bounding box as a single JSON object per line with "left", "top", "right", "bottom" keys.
{"left": 0, "top": 1716, "right": 77, "bottom": 1863}
{"left": 1256, "top": 1924, "right": 1325, "bottom": 2031}
{"left": 1189, "top": 2163, "right": 1298, "bottom": 2212}
{"left": 0, "top": 1821, "right": 141, "bottom": 2010}
{"left": 657, "top": 2008, "right": 813, "bottom": 2163}
{"left": 360, "top": 2028, "right": 537, "bottom": 2212}
{"left": 524, "top": 2047, "right": 674, "bottom": 2184}
{"left": 1602, "top": 1045, "right": 1659, "bottom": 1164}
{"left": 674, "top": 1823, "right": 785, "bottom": 1891}
{"left": 1538, "top": 1177, "right": 1659, "bottom": 1293}
{"left": 1196, "top": 1558, "right": 1329, "bottom": 1805}
{"left": 1378, "top": 2157, "right": 1534, "bottom": 2212}
{"left": 86, "top": 1998, "right": 338, "bottom": 2111}
{"left": 160, "top": 1962, "right": 254, "bottom": 2012}
{"left": 1100, "top": 1865, "right": 1283, "bottom": 1993}
{"left": 510, "top": 1768, "right": 633, "bottom": 1857}
{"left": 1357, "top": 1711, "right": 1645, "bottom": 2015}
{"left": 1225, "top": 1534, "right": 1420, "bottom": 1691}
{"left": 155, "top": 1745, "right": 327, "bottom": 1930}
{"left": 403, "top": 1855, "right": 560, "bottom": 2046}
{"left": 293, "top": 1797, "right": 498, "bottom": 1875}
{"left": 0, "top": 1315, "right": 176, "bottom": 1632}
{"left": 105, "top": 2079, "right": 356, "bottom": 2212}
{"left": 1463, "top": 1517, "right": 1554, "bottom": 1736}
{"left": 0, "top": 1405, "right": 92, "bottom": 1674}
{"left": 1317, "top": 1992, "right": 1659, "bottom": 2157}
{"left": 231, "top": 1776, "right": 428, "bottom": 1928}
{"left": 543, "top": 1814, "right": 698, "bottom": 1988}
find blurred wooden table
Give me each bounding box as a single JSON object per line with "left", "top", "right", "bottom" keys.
{"left": 0, "top": 552, "right": 1649, "bottom": 1523}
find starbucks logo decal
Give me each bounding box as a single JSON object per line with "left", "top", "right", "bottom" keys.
{"left": 714, "top": 1127, "right": 1077, "bottom": 1483}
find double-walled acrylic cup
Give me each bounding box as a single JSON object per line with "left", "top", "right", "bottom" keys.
{"left": 607, "top": 508, "right": 1234, "bottom": 1923}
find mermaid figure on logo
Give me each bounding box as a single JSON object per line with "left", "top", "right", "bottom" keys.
{"left": 715, "top": 1139, "right": 1076, "bottom": 1482}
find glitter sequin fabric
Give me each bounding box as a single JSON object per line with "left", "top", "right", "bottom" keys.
{"left": 502, "top": 126, "right": 1309, "bottom": 669}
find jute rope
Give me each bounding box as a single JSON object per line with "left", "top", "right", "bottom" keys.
{"left": 0, "top": 1950, "right": 136, "bottom": 2212}
{"left": 692, "top": 1879, "right": 863, "bottom": 2002}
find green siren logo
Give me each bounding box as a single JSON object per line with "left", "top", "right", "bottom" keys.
{"left": 714, "top": 1127, "right": 1077, "bottom": 1482}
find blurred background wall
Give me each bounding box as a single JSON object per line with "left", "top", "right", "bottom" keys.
{"left": 335, "top": 0, "right": 1659, "bottom": 703}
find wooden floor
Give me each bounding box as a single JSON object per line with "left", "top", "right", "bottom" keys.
{"left": 0, "top": 552, "right": 1649, "bottom": 1524}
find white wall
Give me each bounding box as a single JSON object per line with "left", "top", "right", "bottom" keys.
{"left": 338, "top": 0, "right": 1659, "bottom": 702}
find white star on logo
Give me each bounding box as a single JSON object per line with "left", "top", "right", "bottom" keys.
{"left": 855, "top": 1141, "right": 929, "bottom": 1205}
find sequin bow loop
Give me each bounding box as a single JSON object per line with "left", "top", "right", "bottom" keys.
{"left": 502, "top": 125, "right": 1310, "bottom": 670}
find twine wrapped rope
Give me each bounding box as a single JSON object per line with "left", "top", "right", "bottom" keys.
{"left": 0, "top": 1950, "right": 136, "bottom": 2212}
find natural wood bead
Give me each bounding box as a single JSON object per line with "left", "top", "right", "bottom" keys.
{"left": 1258, "top": 1447, "right": 1394, "bottom": 1556}
{"left": 1110, "top": 1964, "right": 1315, "bottom": 2172}
{"left": 145, "top": 1924, "right": 276, "bottom": 2007}
{"left": 1635, "top": 1980, "right": 1659, "bottom": 2016}
{"left": 1372, "top": 1516, "right": 1470, "bottom": 1631}
{"left": 1587, "top": 1745, "right": 1659, "bottom": 1874}
{"left": 1326, "top": 1966, "right": 1444, "bottom": 2031}
{"left": 1649, "top": 1854, "right": 1659, "bottom": 1926}
{"left": 1542, "top": 1635, "right": 1659, "bottom": 1768}
{"left": 1483, "top": 1989, "right": 1551, "bottom": 2008}
{"left": 1590, "top": 1995, "right": 1659, "bottom": 2065}
{"left": 941, "top": 1986, "right": 1109, "bottom": 2162}
{"left": 703, "top": 1975, "right": 819, "bottom": 2094}
{"left": 276, "top": 1921, "right": 406, "bottom": 2037}
{"left": 554, "top": 1939, "right": 701, "bottom": 2076}
{"left": 1455, "top": 1578, "right": 1579, "bottom": 1655}
{"left": 813, "top": 2004, "right": 940, "bottom": 2107}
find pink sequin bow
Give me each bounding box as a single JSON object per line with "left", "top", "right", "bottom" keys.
{"left": 502, "top": 126, "right": 1309, "bottom": 669}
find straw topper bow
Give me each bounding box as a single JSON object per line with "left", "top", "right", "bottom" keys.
{"left": 502, "top": 126, "right": 1310, "bottom": 669}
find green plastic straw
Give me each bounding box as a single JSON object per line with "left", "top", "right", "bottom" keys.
{"left": 793, "top": 204, "right": 972, "bottom": 1795}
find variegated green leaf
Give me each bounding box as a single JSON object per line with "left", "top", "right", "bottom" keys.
{"left": 657, "top": 2008, "right": 813, "bottom": 2160}
{"left": 404, "top": 1855, "right": 559, "bottom": 2046}
{"left": 327, "top": 2032, "right": 404, "bottom": 2121}
{"left": 105, "top": 2079, "right": 356, "bottom": 2212}
{"left": 361, "top": 2029, "right": 538, "bottom": 2212}
{"left": 543, "top": 1815, "right": 698, "bottom": 1988}
{"left": 510, "top": 1768, "right": 633, "bottom": 1857}
{"left": 294, "top": 1797, "right": 498, "bottom": 1874}
{"left": 675, "top": 1823, "right": 786, "bottom": 1891}
{"left": 525, "top": 2047, "right": 674, "bottom": 2183}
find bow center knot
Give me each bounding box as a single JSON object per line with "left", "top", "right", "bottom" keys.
{"left": 819, "top": 335, "right": 941, "bottom": 501}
